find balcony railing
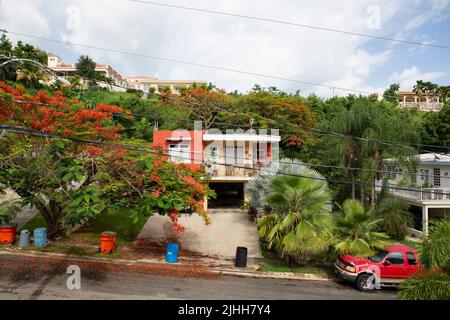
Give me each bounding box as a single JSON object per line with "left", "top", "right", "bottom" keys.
{"left": 206, "top": 162, "right": 267, "bottom": 178}
{"left": 421, "top": 188, "right": 450, "bottom": 201}
{"left": 377, "top": 184, "right": 450, "bottom": 201}
{"left": 398, "top": 102, "right": 443, "bottom": 112}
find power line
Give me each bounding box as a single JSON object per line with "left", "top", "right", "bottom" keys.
{"left": 130, "top": 0, "right": 450, "bottom": 50}
{"left": 7, "top": 93, "right": 450, "bottom": 152}
{"left": 1, "top": 29, "right": 446, "bottom": 108}
{"left": 0, "top": 29, "right": 386, "bottom": 96}
{"left": 1, "top": 52, "right": 448, "bottom": 154}
{"left": 5, "top": 96, "right": 450, "bottom": 179}
{"left": 2, "top": 124, "right": 448, "bottom": 196}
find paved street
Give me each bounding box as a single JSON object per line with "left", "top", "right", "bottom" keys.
{"left": 0, "top": 269, "right": 396, "bottom": 300}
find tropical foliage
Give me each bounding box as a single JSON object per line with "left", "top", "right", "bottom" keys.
{"left": 256, "top": 162, "right": 333, "bottom": 263}
{"left": 399, "top": 219, "right": 450, "bottom": 300}
{"left": 0, "top": 196, "right": 20, "bottom": 225}
{"left": 333, "top": 200, "right": 390, "bottom": 257}
{"left": 0, "top": 81, "right": 212, "bottom": 237}
{"left": 376, "top": 197, "right": 413, "bottom": 240}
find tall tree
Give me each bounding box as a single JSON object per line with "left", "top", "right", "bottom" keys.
{"left": 168, "top": 86, "right": 232, "bottom": 129}
{"left": 75, "top": 55, "right": 97, "bottom": 83}
{"left": 383, "top": 83, "right": 400, "bottom": 103}
{"left": 0, "top": 82, "right": 212, "bottom": 237}
{"left": 5, "top": 40, "right": 49, "bottom": 87}
{"left": 421, "top": 103, "right": 450, "bottom": 152}
{"left": 0, "top": 34, "right": 12, "bottom": 56}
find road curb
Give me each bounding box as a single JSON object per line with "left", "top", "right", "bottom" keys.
{"left": 212, "top": 268, "right": 331, "bottom": 281}
{"left": 0, "top": 248, "right": 333, "bottom": 282}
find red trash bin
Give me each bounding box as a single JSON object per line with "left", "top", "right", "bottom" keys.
{"left": 99, "top": 231, "right": 117, "bottom": 254}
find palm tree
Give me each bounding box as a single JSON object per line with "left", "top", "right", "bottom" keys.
{"left": 257, "top": 163, "right": 333, "bottom": 264}
{"left": 418, "top": 219, "right": 450, "bottom": 271}
{"left": 413, "top": 80, "right": 425, "bottom": 97}
{"left": 324, "top": 103, "right": 368, "bottom": 202}
{"left": 359, "top": 102, "right": 419, "bottom": 210}
{"left": 246, "top": 175, "right": 272, "bottom": 217}
{"left": 333, "top": 200, "right": 390, "bottom": 257}
{"left": 376, "top": 197, "right": 413, "bottom": 240}
{"left": 399, "top": 219, "right": 450, "bottom": 300}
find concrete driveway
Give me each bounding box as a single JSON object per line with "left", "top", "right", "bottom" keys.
{"left": 136, "top": 208, "right": 262, "bottom": 259}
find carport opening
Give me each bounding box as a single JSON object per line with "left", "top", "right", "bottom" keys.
{"left": 208, "top": 182, "right": 244, "bottom": 208}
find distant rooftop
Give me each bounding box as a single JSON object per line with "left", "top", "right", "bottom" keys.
{"left": 385, "top": 153, "right": 450, "bottom": 165}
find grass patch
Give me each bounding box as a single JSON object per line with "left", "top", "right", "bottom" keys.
{"left": 20, "top": 213, "right": 46, "bottom": 231}
{"left": 260, "top": 263, "right": 327, "bottom": 275}
{"left": 69, "top": 209, "right": 148, "bottom": 245}
{"left": 20, "top": 209, "right": 148, "bottom": 246}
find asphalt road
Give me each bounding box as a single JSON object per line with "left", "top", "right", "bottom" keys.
{"left": 0, "top": 270, "right": 397, "bottom": 300}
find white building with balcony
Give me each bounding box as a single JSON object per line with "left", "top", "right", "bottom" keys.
{"left": 398, "top": 91, "right": 444, "bottom": 112}
{"left": 47, "top": 54, "right": 127, "bottom": 91}
{"left": 126, "top": 76, "right": 207, "bottom": 95}
{"left": 378, "top": 153, "right": 450, "bottom": 236}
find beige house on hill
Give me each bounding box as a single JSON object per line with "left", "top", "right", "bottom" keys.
{"left": 126, "top": 76, "right": 207, "bottom": 95}
{"left": 398, "top": 91, "right": 444, "bottom": 112}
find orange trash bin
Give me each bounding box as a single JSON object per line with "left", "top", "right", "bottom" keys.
{"left": 0, "top": 224, "right": 18, "bottom": 245}
{"left": 99, "top": 231, "right": 117, "bottom": 254}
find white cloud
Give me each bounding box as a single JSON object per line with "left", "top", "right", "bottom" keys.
{"left": 406, "top": 0, "right": 450, "bottom": 30}
{"left": 0, "top": 0, "right": 446, "bottom": 96}
{"left": 0, "top": 0, "right": 50, "bottom": 41}
{"left": 388, "top": 66, "right": 446, "bottom": 89}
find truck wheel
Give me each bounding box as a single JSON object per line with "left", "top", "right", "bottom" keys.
{"left": 355, "top": 273, "right": 375, "bottom": 292}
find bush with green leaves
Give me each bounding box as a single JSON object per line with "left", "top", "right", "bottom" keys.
{"left": 256, "top": 161, "right": 333, "bottom": 264}
{"left": 376, "top": 197, "right": 413, "bottom": 240}
{"left": 0, "top": 195, "right": 20, "bottom": 225}
{"left": 333, "top": 200, "right": 390, "bottom": 257}
{"left": 399, "top": 219, "right": 450, "bottom": 300}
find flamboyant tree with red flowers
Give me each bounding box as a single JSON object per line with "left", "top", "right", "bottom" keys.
{"left": 0, "top": 82, "right": 212, "bottom": 237}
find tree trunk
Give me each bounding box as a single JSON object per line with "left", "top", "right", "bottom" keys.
{"left": 36, "top": 201, "right": 62, "bottom": 239}
{"left": 371, "top": 178, "right": 376, "bottom": 212}
{"left": 351, "top": 171, "right": 356, "bottom": 201}
{"left": 360, "top": 180, "right": 365, "bottom": 206}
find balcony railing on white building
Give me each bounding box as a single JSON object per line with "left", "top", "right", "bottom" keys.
{"left": 398, "top": 102, "right": 444, "bottom": 112}
{"left": 377, "top": 184, "right": 450, "bottom": 201}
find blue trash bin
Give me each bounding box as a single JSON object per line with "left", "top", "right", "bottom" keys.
{"left": 19, "top": 229, "right": 30, "bottom": 248}
{"left": 34, "top": 228, "right": 47, "bottom": 248}
{"left": 166, "top": 243, "right": 179, "bottom": 263}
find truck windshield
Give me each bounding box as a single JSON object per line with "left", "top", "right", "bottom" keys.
{"left": 368, "top": 250, "right": 389, "bottom": 262}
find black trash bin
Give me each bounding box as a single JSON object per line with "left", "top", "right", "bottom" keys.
{"left": 235, "top": 246, "right": 248, "bottom": 268}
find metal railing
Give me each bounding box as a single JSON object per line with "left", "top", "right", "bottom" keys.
{"left": 398, "top": 102, "right": 443, "bottom": 112}
{"left": 378, "top": 184, "right": 450, "bottom": 201}
{"left": 421, "top": 188, "right": 450, "bottom": 200}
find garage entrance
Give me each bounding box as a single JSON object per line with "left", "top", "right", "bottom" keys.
{"left": 208, "top": 182, "right": 244, "bottom": 208}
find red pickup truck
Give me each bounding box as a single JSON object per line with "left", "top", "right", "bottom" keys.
{"left": 334, "top": 243, "right": 421, "bottom": 291}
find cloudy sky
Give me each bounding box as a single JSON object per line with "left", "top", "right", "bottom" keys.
{"left": 1, "top": 0, "right": 449, "bottom": 96}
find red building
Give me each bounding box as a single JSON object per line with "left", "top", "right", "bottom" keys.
{"left": 152, "top": 129, "right": 280, "bottom": 209}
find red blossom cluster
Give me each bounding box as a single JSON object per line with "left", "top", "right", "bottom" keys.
{"left": 169, "top": 211, "right": 186, "bottom": 233}
{"left": 180, "top": 175, "right": 205, "bottom": 195}
{"left": 0, "top": 81, "right": 125, "bottom": 142}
